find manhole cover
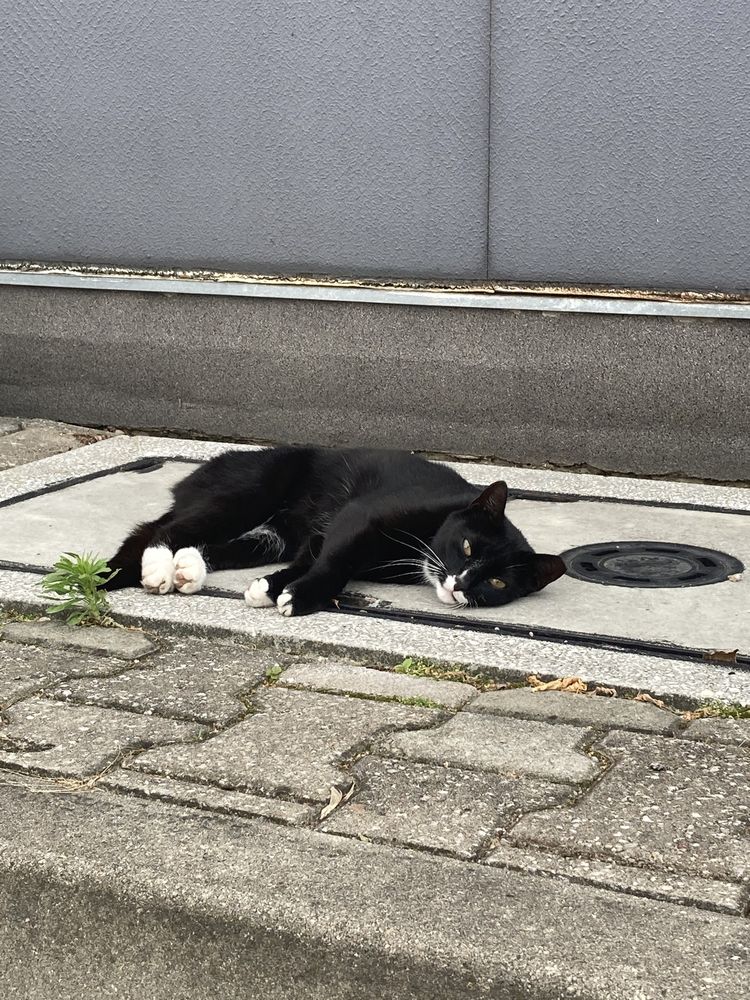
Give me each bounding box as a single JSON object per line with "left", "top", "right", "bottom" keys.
{"left": 562, "top": 541, "right": 744, "bottom": 588}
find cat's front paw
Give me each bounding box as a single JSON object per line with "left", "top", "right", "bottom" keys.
{"left": 276, "top": 585, "right": 329, "bottom": 617}
{"left": 245, "top": 577, "right": 275, "bottom": 608}
{"left": 173, "top": 547, "right": 207, "bottom": 594}
{"left": 141, "top": 545, "right": 175, "bottom": 594}
{"left": 276, "top": 589, "right": 295, "bottom": 616}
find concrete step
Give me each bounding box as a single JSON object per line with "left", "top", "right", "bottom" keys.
{"left": 0, "top": 432, "right": 748, "bottom": 706}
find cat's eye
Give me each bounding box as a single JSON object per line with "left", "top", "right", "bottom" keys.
{"left": 462, "top": 539, "right": 472, "bottom": 557}
{"left": 488, "top": 577, "right": 506, "bottom": 589}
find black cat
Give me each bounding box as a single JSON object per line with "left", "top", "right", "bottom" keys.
{"left": 105, "top": 446, "right": 566, "bottom": 616}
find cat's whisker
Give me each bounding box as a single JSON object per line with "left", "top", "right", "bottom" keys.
{"left": 381, "top": 530, "right": 447, "bottom": 575}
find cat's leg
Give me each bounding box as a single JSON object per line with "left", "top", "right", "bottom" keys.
{"left": 274, "top": 506, "right": 376, "bottom": 617}
{"left": 244, "top": 544, "right": 316, "bottom": 608}
{"left": 107, "top": 508, "right": 283, "bottom": 595}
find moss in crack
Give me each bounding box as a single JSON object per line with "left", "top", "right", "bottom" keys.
{"left": 393, "top": 657, "right": 503, "bottom": 692}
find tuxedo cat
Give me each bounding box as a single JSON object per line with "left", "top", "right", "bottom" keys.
{"left": 105, "top": 446, "right": 566, "bottom": 616}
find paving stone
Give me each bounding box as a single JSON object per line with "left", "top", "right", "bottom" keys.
{"left": 52, "top": 642, "right": 273, "bottom": 724}
{"left": 279, "top": 661, "right": 476, "bottom": 709}
{"left": 379, "top": 713, "right": 599, "bottom": 784}
{"left": 0, "top": 643, "right": 70, "bottom": 709}
{"left": 0, "top": 638, "right": 166, "bottom": 709}
{"left": 0, "top": 697, "right": 204, "bottom": 778}
{"left": 684, "top": 717, "right": 750, "bottom": 747}
{"left": 101, "top": 769, "right": 314, "bottom": 826}
{"left": 486, "top": 843, "right": 749, "bottom": 915}
{"left": 0, "top": 417, "right": 22, "bottom": 436}
{"left": 0, "top": 420, "right": 113, "bottom": 470}
{"left": 3, "top": 620, "right": 158, "bottom": 660}
{"left": 509, "top": 730, "right": 750, "bottom": 882}
{"left": 320, "top": 755, "right": 572, "bottom": 859}
{"left": 131, "top": 687, "right": 437, "bottom": 803}
{"left": 466, "top": 688, "right": 679, "bottom": 735}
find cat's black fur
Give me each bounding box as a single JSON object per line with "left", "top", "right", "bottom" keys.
{"left": 106, "top": 446, "right": 566, "bottom": 616}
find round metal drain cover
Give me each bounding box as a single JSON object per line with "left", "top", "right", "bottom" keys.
{"left": 562, "top": 541, "right": 744, "bottom": 588}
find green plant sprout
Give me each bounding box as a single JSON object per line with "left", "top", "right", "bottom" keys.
{"left": 41, "top": 552, "right": 120, "bottom": 626}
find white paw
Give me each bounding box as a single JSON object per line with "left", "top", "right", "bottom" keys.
{"left": 245, "top": 577, "right": 274, "bottom": 608}
{"left": 141, "top": 545, "right": 175, "bottom": 594}
{"left": 173, "top": 547, "right": 207, "bottom": 594}
{"left": 277, "top": 590, "right": 294, "bottom": 617}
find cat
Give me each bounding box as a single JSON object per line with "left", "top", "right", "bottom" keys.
{"left": 105, "top": 446, "right": 566, "bottom": 616}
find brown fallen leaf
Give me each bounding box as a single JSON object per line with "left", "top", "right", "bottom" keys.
{"left": 635, "top": 692, "right": 668, "bottom": 710}
{"left": 527, "top": 675, "right": 588, "bottom": 694}
{"left": 592, "top": 685, "right": 617, "bottom": 698}
{"left": 702, "top": 649, "right": 739, "bottom": 664}
{"left": 319, "top": 781, "right": 355, "bottom": 821}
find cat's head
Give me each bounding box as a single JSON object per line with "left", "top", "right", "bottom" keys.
{"left": 427, "top": 481, "right": 566, "bottom": 608}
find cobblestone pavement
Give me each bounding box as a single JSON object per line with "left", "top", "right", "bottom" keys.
{"left": 1, "top": 619, "right": 748, "bottom": 919}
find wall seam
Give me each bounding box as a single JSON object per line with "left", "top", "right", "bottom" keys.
{"left": 485, "top": 0, "right": 493, "bottom": 280}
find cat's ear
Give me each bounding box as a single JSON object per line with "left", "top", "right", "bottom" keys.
{"left": 471, "top": 481, "right": 508, "bottom": 521}
{"left": 532, "top": 554, "right": 567, "bottom": 591}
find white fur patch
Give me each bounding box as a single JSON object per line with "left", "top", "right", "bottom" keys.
{"left": 173, "top": 547, "right": 207, "bottom": 594}
{"left": 245, "top": 577, "right": 275, "bottom": 608}
{"left": 277, "top": 590, "right": 294, "bottom": 617}
{"left": 141, "top": 545, "right": 175, "bottom": 594}
{"left": 237, "top": 523, "right": 285, "bottom": 561}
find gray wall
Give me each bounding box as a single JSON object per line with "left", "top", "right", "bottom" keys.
{"left": 2, "top": 1, "right": 749, "bottom": 289}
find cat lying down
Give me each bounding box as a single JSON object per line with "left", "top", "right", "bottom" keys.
{"left": 105, "top": 446, "right": 566, "bottom": 617}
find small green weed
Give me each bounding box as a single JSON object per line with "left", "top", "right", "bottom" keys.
{"left": 394, "top": 656, "right": 498, "bottom": 691}
{"left": 265, "top": 664, "right": 284, "bottom": 682}
{"left": 41, "top": 552, "right": 119, "bottom": 626}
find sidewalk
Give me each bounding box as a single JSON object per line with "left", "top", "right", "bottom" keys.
{"left": 0, "top": 420, "right": 748, "bottom": 999}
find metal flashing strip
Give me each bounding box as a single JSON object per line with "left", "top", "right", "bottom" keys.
{"left": 2, "top": 268, "right": 750, "bottom": 320}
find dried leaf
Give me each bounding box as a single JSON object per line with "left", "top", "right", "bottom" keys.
{"left": 702, "top": 649, "right": 738, "bottom": 664}
{"left": 635, "top": 692, "right": 668, "bottom": 710}
{"left": 319, "top": 785, "right": 343, "bottom": 820}
{"left": 592, "top": 685, "right": 617, "bottom": 698}
{"left": 527, "top": 675, "right": 588, "bottom": 694}
{"left": 318, "top": 781, "right": 355, "bottom": 820}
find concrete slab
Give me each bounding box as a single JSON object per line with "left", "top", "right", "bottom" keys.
{"left": 130, "top": 687, "right": 438, "bottom": 803}
{"left": 466, "top": 688, "right": 680, "bottom": 734}
{"left": 380, "top": 713, "right": 600, "bottom": 784}
{"left": 2, "top": 773, "right": 748, "bottom": 1000}
{"left": 510, "top": 730, "right": 750, "bottom": 883}
{"left": 320, "top": 754, "right": 571, "bottom": 859}
{"left": 0, "top": 419, "right": 114, "bottom": 470}
{"left": 278, "top": 661, "right": 477, "bottom": 709}
{"left": 0, "top": 444, "right": 747, "bottom": 658}
{"left": 683, "top": 717, "right": 750, "bottom": 747}
{"left": 0, "top": 697, "right": 204, "bottom": 779}
{"left": 2, "top": 619, "right": 158, "bottom": 659}
{"left": 1, "top": 436, "right": 749, "bottom": 707}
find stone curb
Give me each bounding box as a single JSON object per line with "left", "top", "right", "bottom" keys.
{"left": 1, "top": 774, "right": 747, "bottom": 1000}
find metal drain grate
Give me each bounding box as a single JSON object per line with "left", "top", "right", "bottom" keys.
{"left": 562, "top": 541, "right": 744, "bottom": 588}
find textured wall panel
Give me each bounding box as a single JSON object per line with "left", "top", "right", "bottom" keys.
{"left": 1, "top": 1, "right": 488, "bottom": 278}
{"left": 490, "top": 0, "right": 750, "bottom": 290}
